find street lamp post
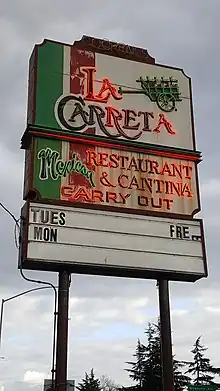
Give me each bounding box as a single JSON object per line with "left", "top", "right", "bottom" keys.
{"left": 0, "top": 202, "right": 58, "bottom": 388}
{"left": 0, "top": 286, "right": 54, "bottom": 351}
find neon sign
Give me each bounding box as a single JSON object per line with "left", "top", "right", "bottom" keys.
{"left": 33, "top": 138, "right": 199, "bottom": 217}
{"left": 55, "top": 67, "right": 176, "bottom": 141}
{"left": 37, "top": 147, "right": 95, "bottom": 187}
{"left": 60, "top": 147, "right": 194, "bottom": 211}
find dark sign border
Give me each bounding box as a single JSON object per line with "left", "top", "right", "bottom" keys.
{"left": 18, "top": 201, "right": 208, "bottom": 281}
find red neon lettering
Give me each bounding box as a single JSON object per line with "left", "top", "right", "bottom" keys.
{"left": 105, "top": 106, "right": 123, "bottom": 131}
{"left": 61, "top": 186, "right": 73, "bottom": 197}
{"left": 153, "top": 114, "right": 175, "bottom": 135}
{"left": 86, "top": 150, "right": 98, "bottom": 166}
{"left": 68, "top": 188, "right": 92, "bottom": 202}
{"left": 118, "top": 174, "right": 129, "bottom": 188}
{"left": 106, "top": 192, "right": 120, "bottom": 203}
{"left": 96, "top": 79, "right": 122, "bottom": 102}
{"left": 81, "top": 67, "right": 122, "bottom": 104}
{"left": 92, "top": 190, "right": 104, "bottom": 202}
{"left": 163, "top": 198, "right": 173, "bottom": 210}
{"left": 119, "top": 193, "right": 131, "bottom": 204}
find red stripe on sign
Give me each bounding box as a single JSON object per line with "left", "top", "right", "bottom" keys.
{"left": 68, "top": 142, "right": 95, "bottom": 190}
{"left": 69, "top": 47, "right": 96, "bottom": 189}
{"left": 70, "top": 46, "right": 96, "bottom": 136}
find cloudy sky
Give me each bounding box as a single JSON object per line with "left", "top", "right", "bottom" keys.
{"left": 0, "top": 0, "right": 220, "bottom": 390}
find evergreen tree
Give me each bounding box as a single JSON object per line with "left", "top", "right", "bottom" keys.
{"left": 142, "top": 321, "right": 162, "bottom": 391}
{"left": 126, "top": 319, "right": 190, "bottom": 391}
{"left": 126, "top": 338, "right": 147, "bottom": 387}
{"left": 173, "top": 358, "right": 191, "bottom": 390}
{"left": 78, "top": 369, "right": 102, "bottom": 391}
{"left": 144, "top": 321, "right": 190, "bottom": 391}
{"left": 186, "top": 336, "right": 220, "bottom": 386}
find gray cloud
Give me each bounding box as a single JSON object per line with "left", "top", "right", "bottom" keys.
{"left": 0, "top": 0, "right": 220, "bottom": 390}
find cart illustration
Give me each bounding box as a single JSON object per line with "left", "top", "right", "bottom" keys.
{"left": 118, "top": 76, "right": 182, "bottom": 112}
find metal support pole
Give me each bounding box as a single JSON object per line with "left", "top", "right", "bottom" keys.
{"left": 0, "top": 299, "right": 4, "bottom": 351}
{"left": 158, "top": 279, "right": 174, "bottom": 391}
{"left": 55, "top": 271, "right": 70, "bottom": 391}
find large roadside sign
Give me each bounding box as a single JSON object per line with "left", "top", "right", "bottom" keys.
{"left": 19, "top": 36, "right": 207, "bottom": 282}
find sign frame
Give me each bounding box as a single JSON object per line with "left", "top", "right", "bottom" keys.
{"left": 18, "top": 201, "right": 208, "bottom": 282}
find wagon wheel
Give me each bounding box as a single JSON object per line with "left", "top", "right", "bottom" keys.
{"left": 157, "top": 93, "right": 175, "bottom": 112}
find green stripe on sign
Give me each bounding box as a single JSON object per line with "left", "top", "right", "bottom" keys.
{"left": 35, "top": 41, "right": 64, "bottom": 129}
{"left": 33, "top": 138, "right": 62, "bottom": 200}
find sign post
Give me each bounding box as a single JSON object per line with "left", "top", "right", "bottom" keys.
{"left": 44, "top": 378, "right": 75, "bottom": 391}
{"left": 55, "top": 271, "right": 71, "bottom": 391}
{"left": 158, "top": 280, "right": 174, "bottom": 391}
